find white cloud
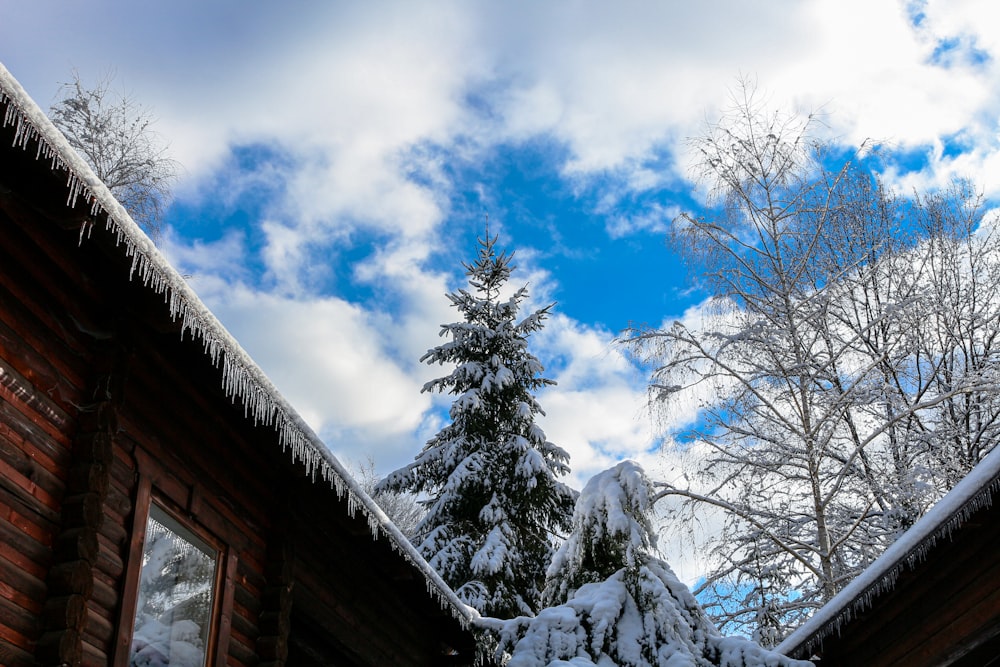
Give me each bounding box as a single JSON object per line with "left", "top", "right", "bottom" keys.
{"left": 9, "top": 0, "right": 1000, "bottom": 233}
{"left": 8, "top": 1, "right": 1000, "bottom": 562}
{"left": 161, "top": 230, "right": 462, "bottom": 474}
{"left": 160, "top": 228, "right": 249, "bottom": 281}
{"left": 533, "top": 314, "right": 660, "bottom": 487}
{"left": 605, "top": 202, "right": 679, "bottom": 240}
{"left": 197, "top": 278, "right": 429, "bottom": 433}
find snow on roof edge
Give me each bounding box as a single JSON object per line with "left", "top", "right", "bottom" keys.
{"left": 0, "top": 61, "right": 476, "bottom": 629}
{"left": 777, "top": 449, "right": 1000, "bottom": 658}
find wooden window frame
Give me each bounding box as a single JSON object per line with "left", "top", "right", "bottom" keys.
{"left": 113, "top": 474, "right": 236, "bottom": 666}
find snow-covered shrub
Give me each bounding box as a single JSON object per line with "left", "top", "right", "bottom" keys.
{"left": 484, "top": 461, "right": 813, "bottom": 667}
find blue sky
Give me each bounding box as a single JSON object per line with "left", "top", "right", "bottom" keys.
{"left": 3, "top": 0, "right": 999, "bottom": 578}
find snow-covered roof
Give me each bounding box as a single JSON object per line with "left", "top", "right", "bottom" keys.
{"left": 0, "top": 61, "right": 474, "bottom": 629}
{"left": 777, "top": 448, "right": 1000, "bottom": 657}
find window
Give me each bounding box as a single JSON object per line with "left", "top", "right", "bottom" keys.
{"left": 127, "top": 503, "right": 220, "bottom": 667}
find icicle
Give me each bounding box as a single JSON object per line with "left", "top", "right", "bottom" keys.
{"left": 2, "top": 101, "right": 15, "bottom": 129}
{"left": 65, "top": 173, "right": 82, "bottom": 208}
{"left": 78, "top": 220, "right": 93, "bottom": 245}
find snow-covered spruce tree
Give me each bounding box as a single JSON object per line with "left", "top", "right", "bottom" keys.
{"left": 485, "top": 461, "right": 812, "bottom": 667}
{"left": 378, "top": 235, "right": 576, "bottom": 618}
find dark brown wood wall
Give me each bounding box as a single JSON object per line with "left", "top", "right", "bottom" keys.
{"left": 0, "top": 158, "right": 93, "bottom": 665}
{"left": 0, "top": 152, "right": 283, "bottom": 665}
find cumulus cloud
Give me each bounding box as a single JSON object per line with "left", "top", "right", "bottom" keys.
{"left": 530, "top": 314, "right": 658, "bottom": 486}
{"left": 6, "top": 0, "right": 1000, "bottom": 515}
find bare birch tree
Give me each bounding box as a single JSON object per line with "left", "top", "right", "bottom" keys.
{"left": 50, "top": 70, "right": 178, "bottom": 238}
{"left": 621, "top": 83, "right": 1000, "bottom": 644}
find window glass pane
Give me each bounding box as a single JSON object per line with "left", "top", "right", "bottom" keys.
{"left": 128, "top": 504, "right": 218, "bottom": 667}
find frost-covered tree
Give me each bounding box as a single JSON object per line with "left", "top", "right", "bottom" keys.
{"left": 485, "top": 461, "right": 812, "bottom": 667}
{"left": 351, "top": 457, "right": 425, "bottom": 539}
{"left": 50, "top": 70, "right": 178, "bottom": 238}
{"left": 378, "top": 234, "right": 576, "bottom": 618}
{"left": 621, "top": 82, "right": 1000, "bottom": 641}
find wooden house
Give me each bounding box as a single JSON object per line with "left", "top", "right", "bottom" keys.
{"left": 778, "top": 450, "right": 1000, "bottom": 666}
{"left": 0, "top": 63, "right": 483, "bottom": 666}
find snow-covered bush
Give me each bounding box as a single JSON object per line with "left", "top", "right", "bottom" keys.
{"left": 483, "top": 461, "right": 813, "bottom": 667}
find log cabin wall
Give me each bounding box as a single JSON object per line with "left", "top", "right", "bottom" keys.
{"left": 0, "top": 74, "right": 481, "bottom": 667}
{"left": 0, "top": 126, "right": 275, "bottom": 665}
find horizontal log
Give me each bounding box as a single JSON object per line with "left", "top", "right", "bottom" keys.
{"left": 60, "top": 492, "right": 104, "bottom": 530}
{"left": 0, "top": 456, "right": 59, "bottom": 510}
{"left": 35, "top": 627, "right": 81, "bottom": 665}
{"left": 231, "top": 609, "right": 260, "bottom": 651}
{"left": 0, "top": 556, "right": 45, "bottom": 613}
{"left": 81, "top": 639, "right": 109, "bottom": 667}
{"left": 46, "top": 559, "right": 93, "bottom": 598}
{"left": 81, "top": 600, "right": 114, "bottom": 648}
{"left": 0, "top": 514, "right": 50, "bottom": 575}
{"left": 0, "top": 635, "right": 34, "bottom": 667}
{"left": 67, "top": 462, "right": 110, "bottom": 499}
{"left": 0, "top": 384, "right": 71, "bottom": 466}
{"left": 0, "top": 354, "right": 73, "bottom": 430}
{"left": 228, "top": 631, "right": 259, "bottom": 667}
{"left": 0, "top": 434, "right": 65, "bottom": 506}
{"left": 97, "top": 506, "right": 128, "bottom": 546}
{"left": 90, "top": 575, "right": 117, "bottom": 614}
{"left": 0, "top": 584, "right": 40, "bottom": 624}
{"left": 0, "top": 593, "right": 41, "bottom": 648}
{"left": 43, "top": 594, "right": 88, "bottom": 633}
{"left": 0, "top": 472, "right": 60, "bottom": 529}
{"left": 110, "top": 446, "right": 136, "bottom": 485}
{"left": 53, "top": 526, "right": 99, "bottom": 564}
{"left": 234, "top": 581, "right": 263, "bottom": 617}
{"left": 0, "top": 333, "right": 78, "bottom": 441}
{"left": 103, "top": 478, "right": 132, "bottom": 518}
{"left": 94, "top": 532, "right": 124, "bottom": 579}
{"left": 0, "top": 490, "right": 57, "bottom": 545}
{"left": 0, "top": 229, "right": 93, "bottom": 392}
{"left": 237, "top": 556, "right": 267, "bottom": 598}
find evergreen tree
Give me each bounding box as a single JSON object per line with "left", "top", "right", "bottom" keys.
{"left": 378, "top": 234, "right": 576, "bottom": 618}
{"left": 486, "top": 461, "right": 812, "bottom": 667}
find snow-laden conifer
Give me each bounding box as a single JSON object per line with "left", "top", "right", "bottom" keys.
{"left": 379, "top": 234, "right": 576, "bottom": 618}
{"left": 485, "top": 461, "right": 813, "bottom": 667}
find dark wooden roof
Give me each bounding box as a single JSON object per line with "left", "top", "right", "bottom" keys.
{"left": 779, "top": 452, "right": 1000, "bottom": 666}
{"left": 0, "top": 61, "right": 484, "bottom": 664}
